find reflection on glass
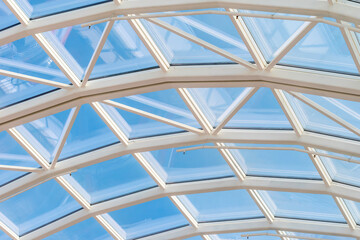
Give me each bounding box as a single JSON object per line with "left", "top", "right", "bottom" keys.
{"left": 180, "top": 190, "right": 263, "bottom": 222}
{"left": 259, "top": 191, "right": 346, "bottom": 223}
{"left": 144, "top": 143, "right": 234, "bottom": 183}
{"left": 0, "top": 1, "right": 19, "bottom": 30}
{"left": 70, "top": 154, "right": 157, "bottom": 204}
{"left": 107, "top": 197, "right": 188, "bottom": 239}
{"left": 15, "top": 0, "right": 110, "bottom": 19}
{"left": 0, "top": 179, "right": 81, "bottom": 236}
{"left": 44, "top": 217, "right": 112, "bottom": 240}
{"left": 229, "top": 143, "right": 320, "bottom": 179}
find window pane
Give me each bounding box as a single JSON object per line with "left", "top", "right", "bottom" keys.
{"left": 0, "top": 1, "right": 19, "bottom": 30}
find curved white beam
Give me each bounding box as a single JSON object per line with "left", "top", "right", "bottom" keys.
{"left": 1, "top": 65, "right": 360, "bottom": 131}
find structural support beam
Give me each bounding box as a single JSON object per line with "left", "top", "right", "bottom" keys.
{"left": 338, "top": 20, "right": 360, "bottom": 73}
{"left": 247, "top": 189, "right": 274, "bottom": 223}
{"left": 3, "top": 0, "right": 29, "bottom": 25}
{"left": 333, "top": 196, "right": 357, "bottom": 230}
{"left": 306, "top": 147, "right": 332, "bottom": 186}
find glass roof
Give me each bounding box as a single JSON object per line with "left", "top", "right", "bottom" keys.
{"left": 0, "top": 0, "right": 360, "bottom": 239}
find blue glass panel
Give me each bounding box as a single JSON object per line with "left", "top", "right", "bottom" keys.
{"left": 286, "top": 231, "right": 355, "bottom": 240}
{"left": 0, "top": 131, "right": 39, "bottom": 186}
{"left": 112, "top": 89, "right": 200, "bottom": 128}
{"left": 103, "top": 103, "right": 184, "bottom": 139}
{"left": 213, "top": 230, "right": 278, "bottom": 240}
{"left": 107, "top": 197, "right": 188, "bottom": 239}
{"left": 241, "top": 11, "right": 306, "bottom": 61}
{"left": 44, "top": 23, "right": 106, "bottom": 79}
{"left": 0, "top": 179, "right": 81, "bottom": 236}
{"left": 226, "top": 88, "right": 291, "bottom": 129}
{"left": 45, "top": 217, "right": 112, "bottom": 240}
{"left": 185, "top": 237, "right": 203, "bottom": 240}
{"left": 17, "top": 109, "right": 71, "bottom": 162}
{"left": 71, "top": 154, "right": 157, "bottom": 204}
{"left": 318, "top": 149, "right": 360, "bottom": 187}
{"left": 15, "top": 0, "right": 111, "bottom": 19}
{"left": 285, "top": 92, "right": 360, "bottom": 140}
{"left": 303, "top": 93, "right": 360, "bottom": 130}
{"left": 188, "top": 88, "right": 249, "bottom": 127}
{"left": 259, "top": 191, "right": 345, "bottom": 223}
{"left": 344, "top": 199, "right": 360, "bottom": 225}
{"left": 229, "top": 143, "right": 320, "bottom": 179}
{"left": 144, "top": 143, "right": 234, "bottom": 183}
{"left": 0, "top": 230, "right": 11, "bottom": 240}
{"left": 142, "top": 19, "right": 232, "bottom": 64}
{"left": 0, "top": 2, "right": 19, "bottom": 30}
{"left": 157, "top": 9, "right": 252, "bottom": 62}
{"left": 180, "top": 190, "right": 263, "bottom": 222}
{"left": 59, "top": 104, "right": 119, "bottom": 160}
{"left": 280, "top": 22, "right": 358, "bottom": 74}
{"left": 0, "top": 36, "right": 69, "bottom": 83}
{"left": 90, "top": 20, "right": 158, "bottom": 79}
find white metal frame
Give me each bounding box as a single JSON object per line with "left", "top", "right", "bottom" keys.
{"left": 1, "top": 0, "right": 360, "bottom": 239}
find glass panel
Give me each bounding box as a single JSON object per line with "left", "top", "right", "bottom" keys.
{"left": 0, "top": 131, "right": 39, "bottom": 186}
{"left": 0, "top": 179, "right": 81, "bottom": 236}
{"left": 70, "top": 154, "right": 157, "bottom": 204}
{"left": 185, "top": 237, "right": 203, "bottom": 240}
{"left": 285, "top": 231, "right": 355, "bottom": 240}
{"left": 16, "top": 109, "right": 71, "bottom": 162}
{"left": 241, "top": 10, "right": 306, "bottom": 61}
{"left": 259, "top": 191, "right": 345, "bottom": 223}
{"left": 45, "top": 217, "right": 112, "bottom": 240}
{"left": 318, "top": 149, "right": 360, "bottom": 187}
{"left": 103, "top": 103, "right": 185, "bottom": 139}
{"left": 0, "top": 1, "right": 19, "bottom": 30}
{"left": 229, "top": 143, "right": 320, "bottom": 179}
{"left": 144, "top": 143, "right": 235, "bottom": 183}
{"left": 180, "top": 190, "right": 263, "bottom": 222}
{"left": 44, "top": 23, "right": 106, "bottom": 79}
{"left": 91, "top": 20, "right": 158, "bottom": 79}
{"left": 344, "top": 199, "right": 360, "bottom": 225}
{"left": 280, "top": 22, "right": 358, "bottom": 75}
{"left": 285, "top": 92, "right": 360, "bottom": 140}
{"left": 155, "top": 9, "right": 252, "bottom": 62}
{"left": 226, "top": 88, "right": 292, "bottom": 129}
{"left": 188, "top": 87, "right": 250, "bottom": 127}
{"left": 15, "top": 0, "right": 111, "bottom": 19}
{"left": 142, "top": 18, "right": 232, "bottom": 64}
{"left": 303, "top": 93, "right": 360, "bottom": 130}
{"left": 111, "top": 89, "right": 201, "bottom": 128}
{"left": 59, "top": 104, "right": 119, "bottom": 160}
{"left": 212, "top": 230, "right": 279, "bottom": 240}
{"left": 0, "top": 230, "right": 11, "bottom": 240}
{"left": 107, "top": 197, "right": 188, "bottom": 239}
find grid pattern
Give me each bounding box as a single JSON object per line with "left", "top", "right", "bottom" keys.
{"left": 0, "top": 0, "right": 360, "bottom": 239}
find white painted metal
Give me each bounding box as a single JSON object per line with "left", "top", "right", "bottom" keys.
{"left": 333, "top": 196, "right": 357, "bottom": 230}
{"left": 215, "top": 143, "right": 246, "bottom": 181}
{"left": 306, "top": 147, "right": 332, "bottom": 186}
{"left": 3, "top": 0, "right": 29, "bottom": 26}
{"left": 247, "top": 189, "right": 274, "bottom": 223}
{"left": 338, "top": 20, "right": 360, "bottom": 73}
{"left": 241, "top": 232, "right": 329, "bottom": 240}
{"left": 170, "top": 195, "right": 199, "bottom": 228}
{"left": 94, "top": 215, "right": 124, "bottom": 240}
{"left": 0, "top": 165, "right": 42, "bottom": 173}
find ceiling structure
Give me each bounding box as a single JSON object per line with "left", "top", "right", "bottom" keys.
{"left": 0, "top": 0, "right": 360, "bottom": 239}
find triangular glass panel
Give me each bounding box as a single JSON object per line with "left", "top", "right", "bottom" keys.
{"left": 102, "top": 103, "right": 185, "bottom": 139}
{"left": 16, "top": 109, "right": 72, "bottom": 163}
{"left": 226, "top": 88, "right": 292, "bottom": 129}
{"left": 106, "top": 197, "right": 188, "bottom": 239}
{"left": 258, "top": 190, "right": 346, "bottom": 223}
{"left": 188, "top": 87, "right": 250, "bottom": 127}
{"left": 43, "top": 22, "right": 107, "bottom": 79}
{"left": 70, "top": 154, "right": 157, "bottom": 204}
{"left": 303, "top": 93, "right": 360, "bottom": 131}
{"left": 44, "top": 217, "right": 112, "bottom": 240}
{"left": 0, "top": 131, "right": 39, "bottom": 186}
{"left": 155, "top": 8, "right": 253, "bottom": 62}
{"left": 0, "top": 35, "right": 70, "bottom": 84}
{"left": 285, "top": 92, "right": 360, "bottom": 140}
{"left": 0, "top": 179, "right": 81, "bottom": 236}
{"left": 144, "top": 143, "right": 235, "bottom": 183}
{"left": 228, "top": 143, "right": 320, "bottom": 179}
{"left": 59, "top": 104, "right": 119, "bottom": 160}
{"left": 141, "top": 18, "right": 235, "bottom": 65}
{"left": 280, "top": 22, "right": 358, "bottom": 75}
{"left": 241, "top": 10, "right": 308, "bottom": 61}
{"left": 0, "top": 1, "right": 19, "bottom": 30}
{"left": 90, "top": 20, "right": 158, "bottom": 79}
{"left": 112, "top": 89, "right": 201, "bottom": 129}
{"left": 179, "top": 190, "right": 263, "bottom": 222}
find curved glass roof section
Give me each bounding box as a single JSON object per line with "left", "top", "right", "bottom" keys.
{"left": 0, "top": 0, "right": 360, "bottom": 239}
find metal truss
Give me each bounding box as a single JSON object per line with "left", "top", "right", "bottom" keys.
{"left": 1, "top": 0, "right": 360, "bottom": 239}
